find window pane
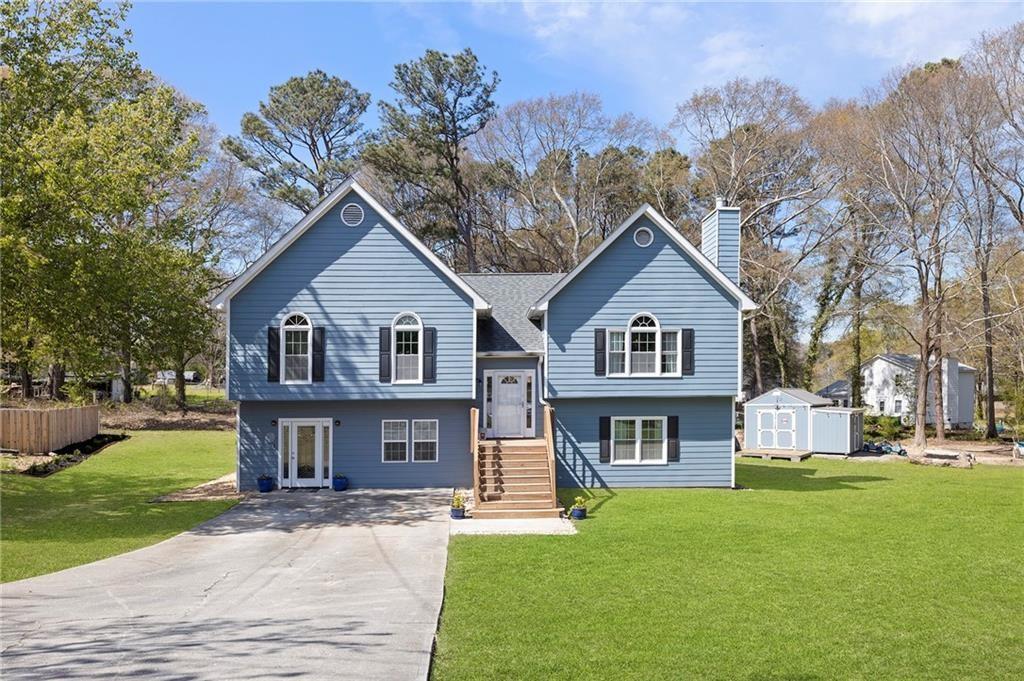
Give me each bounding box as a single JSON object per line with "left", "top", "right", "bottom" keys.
{"left": 383, "top": 442, "right": 407, "bottom": 462}
{"left": 609, "top": 331, "right": 625, "bottom": 352}
{"left": 395, "top": 314, "right": 419, "bottom": 327}
{"left": 396, "top": 355, "right": 419, "bottom": 381}
{"left": 609, "top": 352, "right": 626, "bottom": 374}
{"left": 280, "top": 425, "right": 290, "bottom": 479}
{"left": 661, "top": 331, "right": 678, "bottom": 374}
{"left": 383, "top": 420, "right": 407, "bottom": 441}
{"left": 614, "top": 419, "right": 636, "bottom": 440}
{"left": 631, "top": 330, "right": 656, "bottom": 374}
{"left": 413, "top": 442, "right": 437, "bottom": 462}
{"left": 285, "top": 356, "right": 308, "bottom": 382}
{"left": 640, "top": 419, "right": 664, "bottom": 462}
{"left": 322, "top": 425, "right": 330, "bottom": 479}
{"left": 413, "top": 420, "right": 437, "bottom": 441}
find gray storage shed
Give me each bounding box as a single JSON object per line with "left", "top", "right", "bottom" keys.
{"left": 743, "top": 388, "right": 830, "bottom": 451}
{"left": 810, "top": 408, "right": 864, "bottom": 455}
{"left": 743, "top": 388, "right": 865, "bottom": 454}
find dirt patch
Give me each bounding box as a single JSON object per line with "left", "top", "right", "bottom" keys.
{"left": 151, "top": 473, "right": 246, "bottom": 502}
{"left": 101, "top": 402, "right": 234, "bottom": 431}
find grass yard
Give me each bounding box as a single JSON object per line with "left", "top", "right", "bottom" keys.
{"left": 434, "top": 459, "right": 1024, "bottom": 680}
{"left": 1, "top": 430, "right": 237, "bottom": 582}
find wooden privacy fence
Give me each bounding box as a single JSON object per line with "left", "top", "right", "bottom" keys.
{"left": 1, "top": 406, "right": 100, "bottom": 454}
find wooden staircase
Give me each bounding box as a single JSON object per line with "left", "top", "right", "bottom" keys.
{"left": 470, "top": 407, "right": 561, "bottom": 519}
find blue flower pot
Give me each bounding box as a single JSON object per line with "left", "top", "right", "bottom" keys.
{"left": 570, "top": 507, "right": 587, "bottom": 520}
{"left": 332, "top": 476, "right": 349, "bottom": 491}
{"left": 257, "top": 478, "right": 274, "bottom": 493}
{"left": 450, "top": 507, "right": 465, "bottom": 519}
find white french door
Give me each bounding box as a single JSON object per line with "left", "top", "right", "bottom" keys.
{"left": 484, "top": 370, "right": 534, "bottom": 438}
{"left": 279, "top": 418, "right": 332, "bottom": 488}
{"left": 756, "top": 409, "right": 795, "bottom": 450}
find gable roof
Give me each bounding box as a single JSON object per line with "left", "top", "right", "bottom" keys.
{"left": 866, "top": 353, "right": 918, "bottom": 372}
{"left": 746, "top": 387, "right": 832, "bottom": 406}
{"left": 816, "top": 379, "right": 851, "bottom": 398}
{"left": 527, "top": 204, "right": 757, "bottom": 317}
{"left": 462, "top": 273, "right": 563, "bottom": 353}
{"left": 211, "top": 178, "right": 491, "bottom": 311}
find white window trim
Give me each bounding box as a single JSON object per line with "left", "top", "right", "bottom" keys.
{"left": 633, "top": 226, "right": 653, "bottom": 247}
{"left": 610, "top": 416, "right": 668, "bottom": 466}
{"left": 412, "top": 419, "right": 440, "bottom": 463}
{"left": 391, "top": 311, "right": 424, "bottom": 385}
{"left": 381, "top": 419, "right": 409, "bottom": 463}
{"left": 606, "top": 313, "right": 682, "bottom": 378}
{"left": 280, "top": 311, "right": 313, "bottom": 385}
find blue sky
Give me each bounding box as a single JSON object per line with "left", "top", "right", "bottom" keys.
{"left": 127, "top": 1, "right": 1022, "bottom": 140}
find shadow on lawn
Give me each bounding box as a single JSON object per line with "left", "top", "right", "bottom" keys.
{"left": 737, "top": 463, "right": 889, "bottom": 492}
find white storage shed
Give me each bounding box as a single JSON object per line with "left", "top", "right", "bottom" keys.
{"left": 743, "top": 388, "right": 864, "bottom": 455}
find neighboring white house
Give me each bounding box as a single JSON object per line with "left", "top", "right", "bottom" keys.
{"left": 817, "top": 353, "right": 976, "bottom": 428}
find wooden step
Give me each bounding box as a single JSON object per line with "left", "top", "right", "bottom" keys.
{"left": 480, "top": 438, "right": 547, "bottom": 447}
{"left": 478, "top": 449, "right": 548, "bottom": 459}
{"left": 480, "top": 493, "right": 554, "bottom": 503}
{"left": 480, "top": 471, "right": 550, "bottom": 482}
{"left": 475, "top": 498, "right": 557, "bottom": 509}
{"left": 479, "top": 478, "right": 552, "bottom": 489}
{"left": 472, "top": 506, "right": 563, "bottom": 519}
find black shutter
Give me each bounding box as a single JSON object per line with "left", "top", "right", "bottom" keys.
{"left": 267, "top": 327, "right": 280, "bottom": 382}
{"left": 312, "top": 327, "right": 325, "bottom": 382}
{"left": 378, "top": 327, "right": 391, "bottom": 383}
{"left": 594, "top": 328, "right": 606, "bottom": 376}
{"left": 423, "top": 327, "right": 437, "bottom": 383}
{"left": 681, "top": 328, "right": 695, "bottom": 375}
{"left": 599, "top": 416, "right": 611, "bottom": 463}
{"left": 667, "top": 415, "right": 679, "bottom": 462}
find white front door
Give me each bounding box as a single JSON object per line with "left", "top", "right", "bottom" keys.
{"left": 493, "top": 372, "right": 526, "bottom": 438}
{"left": 279, "top": 419, "right": 331, "bottom": 488}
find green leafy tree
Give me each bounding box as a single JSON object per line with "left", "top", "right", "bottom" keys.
{"left": 364, "top": 48, "right": 499, "bottom": 272}
{"left": 222, "top": 70, "right": 370, "bottom": 213}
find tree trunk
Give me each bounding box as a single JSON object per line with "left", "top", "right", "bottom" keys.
{"left": 174, "top": 360, "right": 187, "bottom": 412}
{"left": 749, "top": 316, "right": 765, "bottom": 394}
{"left": 47, "top": 364, "right": 66, "bottom": 400}
{"left": 119, "top": 347, "right": 133, "bottom": 404}
{"left": 932, "top": 333, "right": 946, "bottom": 442}
{"left": 980, "top": 266, "right": 997, "bottom": 438}
{"left": 914, "top": 350, "right": 929, "bottom": 451}
{"left": 850, "top": 278, "right": 864, "bottom": 407}
{"left": 19, "top": 363, "right": 33, "bottom": 400}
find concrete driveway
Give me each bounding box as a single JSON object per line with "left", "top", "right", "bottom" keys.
{"left": 0, "top": 488, "right": 451, "bottom": 681}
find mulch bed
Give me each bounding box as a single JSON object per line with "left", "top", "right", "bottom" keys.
{"left": 5, "top": 433, "right": 129, "bottom": 477}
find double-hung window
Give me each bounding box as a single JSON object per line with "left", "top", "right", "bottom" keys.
{"left": 392, "top": 313, "right": 422, "bottom": 384}
{"left": 382, "top": 420, "right": 408, "bottom": 463}
{"left": 382, "top": 419, "right": 440, "bottom": 463}
{"left": 281, "top": 313, "right": 311, "bottom": 384}
{"left": 607, "top": 314, "right": 681, "bottom": 377}
{"left": 412, "top": 420, "right": 438, "bottom": 462}
{"left": 611, "top": 416, "right": 667, "bottom": 465}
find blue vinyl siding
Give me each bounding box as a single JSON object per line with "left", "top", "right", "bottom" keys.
{"left": 552, "top": 397, "right": 733, "bottom": 488}
{"left": 238, "top": 400, "right": 472, "bottom": 490}
{"left": 702, "top": 207, "right": 740, "bottom": 285}
{"left": 228, "top": 192, "right": 475, "bottom": 401}
{"left": 546, "top": 215, "right": 740, "bottom": 398}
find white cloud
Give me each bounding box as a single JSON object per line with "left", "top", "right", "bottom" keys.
{"left": 830, "top": 0, "right": 1021, "bottom": 63}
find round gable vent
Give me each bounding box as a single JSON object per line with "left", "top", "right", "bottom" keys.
{"left": 633, "top": 226, "right": 653, "bottom": 247}
{"left": 341, "top": 202, "right": 364, "bottom": 226}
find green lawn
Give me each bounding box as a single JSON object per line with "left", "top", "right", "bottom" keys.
{"left": 1, "top": 430, "right": 238, "bottom": 582}
{"left": 434, "top": 459, "right": 1024, "bottom": 680}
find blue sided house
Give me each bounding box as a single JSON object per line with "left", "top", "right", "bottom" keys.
{"left": 213, "top": 180, "right": 756, "bottom": 517}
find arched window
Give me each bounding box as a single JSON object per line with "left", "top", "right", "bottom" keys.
{"left": 629, "top": 314, "right": 660, "bottom": 375}
{"left": 607, "top": 313, "right": 681, "bottom": 377}
{"left": 281, "top": 313, "right": 312, "bottom": 384}
{"left": 392, "top": 312, "right": 422, "bottom": 383}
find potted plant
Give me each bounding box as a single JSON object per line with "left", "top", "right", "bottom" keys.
{"left": 569, "top": 496, "right": 587, "bottom": 520}
{"left": 332, "top": 473, "right": 349, "bottom": 491}
{"left": 450, "top": 492, "right": 466, "bottom": 519}
{"left": 256, "top": 474, "right": 274, "bottom": 493}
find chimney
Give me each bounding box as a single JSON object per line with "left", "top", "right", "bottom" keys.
{"left": 701, "top": 197, "right": 740, "bottom": 285}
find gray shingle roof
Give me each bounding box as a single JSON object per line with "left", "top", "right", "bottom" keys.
{"left": 461, "top": 273, "right": 564, "bottom": 353}
{"left": 875, "top": 353, "right": 918, "bottom": 372}
{"left": 776, "top": 387, "right": 833, "bottom": 406}
{"left": 817, "top": 379, "right": 850, "bottom": 398}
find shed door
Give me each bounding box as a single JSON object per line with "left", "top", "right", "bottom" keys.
{"left": 775, "top": 411, "right": 795, "bottom": 449}
{"left": 757, "top": 410, "right": 776, "bottom": 448}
